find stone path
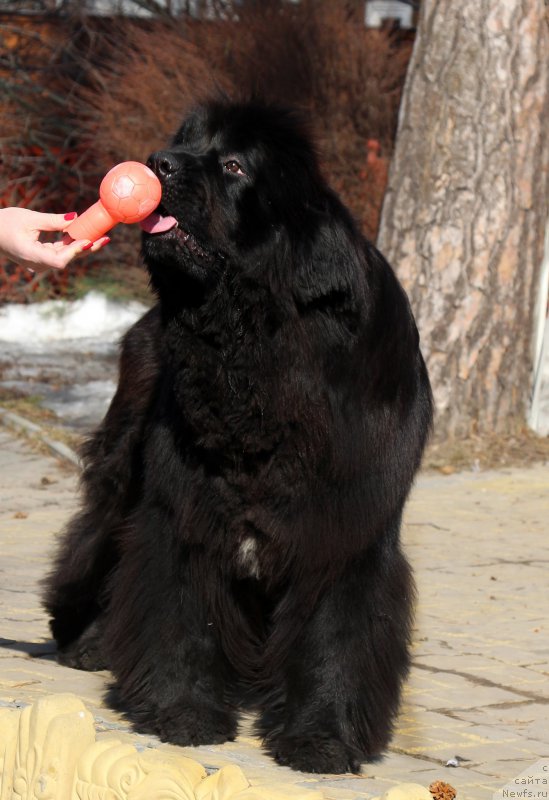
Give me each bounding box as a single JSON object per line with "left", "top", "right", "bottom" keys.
{"left": 1, "top": 424, "right": 548, "bottom": 799}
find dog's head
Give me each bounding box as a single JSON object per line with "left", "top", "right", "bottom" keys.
{"left": 141, "top": 101, "right": 326, "bottom": 293}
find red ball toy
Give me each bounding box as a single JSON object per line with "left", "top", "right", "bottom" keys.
{"left": 66, "top": 161, "right": 162, "bottom": 243}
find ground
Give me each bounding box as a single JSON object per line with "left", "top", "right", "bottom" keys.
{"left": 0, "top": 418, "right": 547, "bottom": 799}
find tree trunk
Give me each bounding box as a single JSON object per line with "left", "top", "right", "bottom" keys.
{"left": 377, "top": 0, "right": 549, "bottom": 439}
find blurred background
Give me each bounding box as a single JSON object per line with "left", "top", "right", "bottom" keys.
{"left": 0, "top": 0, "right": 414, "bottom": 300}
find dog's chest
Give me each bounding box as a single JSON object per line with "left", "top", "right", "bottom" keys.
{"left": 166, "top": 335, "right": 282, "bottom": 455}
{"left": 235, "top": 536, "right": 261, "bottom": 579}
{"left": 163, "top": 298, "right": 290, "bottom": 442}
{"left": 229, "top": 519, "right": 285, "bottom": 584}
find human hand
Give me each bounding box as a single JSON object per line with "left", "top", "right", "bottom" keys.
{"left": 0, "top": 207, "right": 110, "bottom": 273}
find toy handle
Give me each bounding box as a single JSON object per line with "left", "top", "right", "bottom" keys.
{"left": 65, "top": 200, "right": 117, "bottom": 242}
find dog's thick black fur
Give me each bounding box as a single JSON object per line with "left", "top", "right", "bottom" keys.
{"left": 44, "top": 101, "right": 432, "bottom": 774}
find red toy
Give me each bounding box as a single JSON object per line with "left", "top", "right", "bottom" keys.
{"left": 66, "top": 161, "right": 162, "bottom": 242}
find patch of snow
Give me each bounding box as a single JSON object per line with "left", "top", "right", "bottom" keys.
{"left": 0, "top": 292, "right": 148, "bottom": 429}
{"left": 0, "top": 291, "right": 147, "bottom": 349}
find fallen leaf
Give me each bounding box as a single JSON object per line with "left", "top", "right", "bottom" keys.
{"left": 439, "top": 465, "right": 456, "bottom": 475}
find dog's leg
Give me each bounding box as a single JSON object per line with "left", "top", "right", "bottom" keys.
{"left": 43, "top": 421, "right": 139, "bottom": 668}
{"left": 43, "top": 487, "right": 122, "bottom": 668}
{"left": 43, "top": 307, "right": 161, "bottom": 669}
{"left": 260, "top": 538, "right": 414, "bottom": 774}
{"left": 104, "top": 518, "right": 238, "bottom": 746}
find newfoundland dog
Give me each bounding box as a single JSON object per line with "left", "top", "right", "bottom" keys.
{"left": 44, "top": 100, "right": 432, "bottom": 774}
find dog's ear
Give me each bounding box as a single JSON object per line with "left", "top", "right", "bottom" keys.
{"left": 291, "top": 210, "right": 365, "bottom": 318}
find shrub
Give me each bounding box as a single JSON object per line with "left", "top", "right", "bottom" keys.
{"left": 0, "top": 12, "right": 122, "bottom": 301}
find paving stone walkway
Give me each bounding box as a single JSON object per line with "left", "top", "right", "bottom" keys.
{"left": 1, "top": 424, "right": 548, "bottom": 799}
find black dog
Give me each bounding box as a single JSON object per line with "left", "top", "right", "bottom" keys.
{"left": 44, "top": 101, "right": 432, "bottom": 774}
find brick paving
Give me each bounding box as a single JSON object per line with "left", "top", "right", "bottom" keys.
{"left": 1, "top": 424, "right": 548, "bottom": 799}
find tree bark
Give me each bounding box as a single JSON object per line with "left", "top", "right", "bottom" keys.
{"left": 377, "top": 0, "right": 549, "bottom": 439}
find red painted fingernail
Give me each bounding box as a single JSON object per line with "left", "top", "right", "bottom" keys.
{"left": 64, "top": 211, "right": 77, "bottom": 221}
{"left": 100, "top": 237, "right": 111, "bottom": 247}
{"left": 82, "top": 241, "right": 93, "bottom": 251}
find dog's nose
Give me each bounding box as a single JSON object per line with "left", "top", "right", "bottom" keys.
{"left": 147, "top": 151, "right": 180, "bottom": 178}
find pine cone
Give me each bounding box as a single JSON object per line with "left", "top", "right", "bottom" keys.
{"left": 429, "top": 780, "right": 457, "bottom": 800}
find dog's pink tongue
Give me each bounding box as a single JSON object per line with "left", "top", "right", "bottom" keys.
{"left": 140, "top": 212, "right": 178, "bottom": 234}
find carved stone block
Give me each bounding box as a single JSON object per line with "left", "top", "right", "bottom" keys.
{"left": 0, "top": 694, "right": 325, "bottom": 800}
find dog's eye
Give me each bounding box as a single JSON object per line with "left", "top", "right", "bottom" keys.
{"left": 223, "top": 160, "right": 246, "bottom": 177}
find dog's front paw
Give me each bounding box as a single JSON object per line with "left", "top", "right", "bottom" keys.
{"left": 266, "top": 733, "right": 364, "bottom": 774}
{"left": 155, "top": 700, "right": 237, "bottom": 747}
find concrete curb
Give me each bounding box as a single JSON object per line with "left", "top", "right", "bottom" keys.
{"left": 0, "top": 406, "right": 80, "bottom": 468}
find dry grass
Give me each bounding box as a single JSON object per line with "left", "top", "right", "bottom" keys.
{"left": 424, "top": 427, "right": 549, "bottom": 474}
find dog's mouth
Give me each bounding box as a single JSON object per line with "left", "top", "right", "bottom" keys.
{"left": 140, "top": 210, "right": 213, "bottom": 262}
{"left": 140, "top": 211, "right": 178, "bottom": 235}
